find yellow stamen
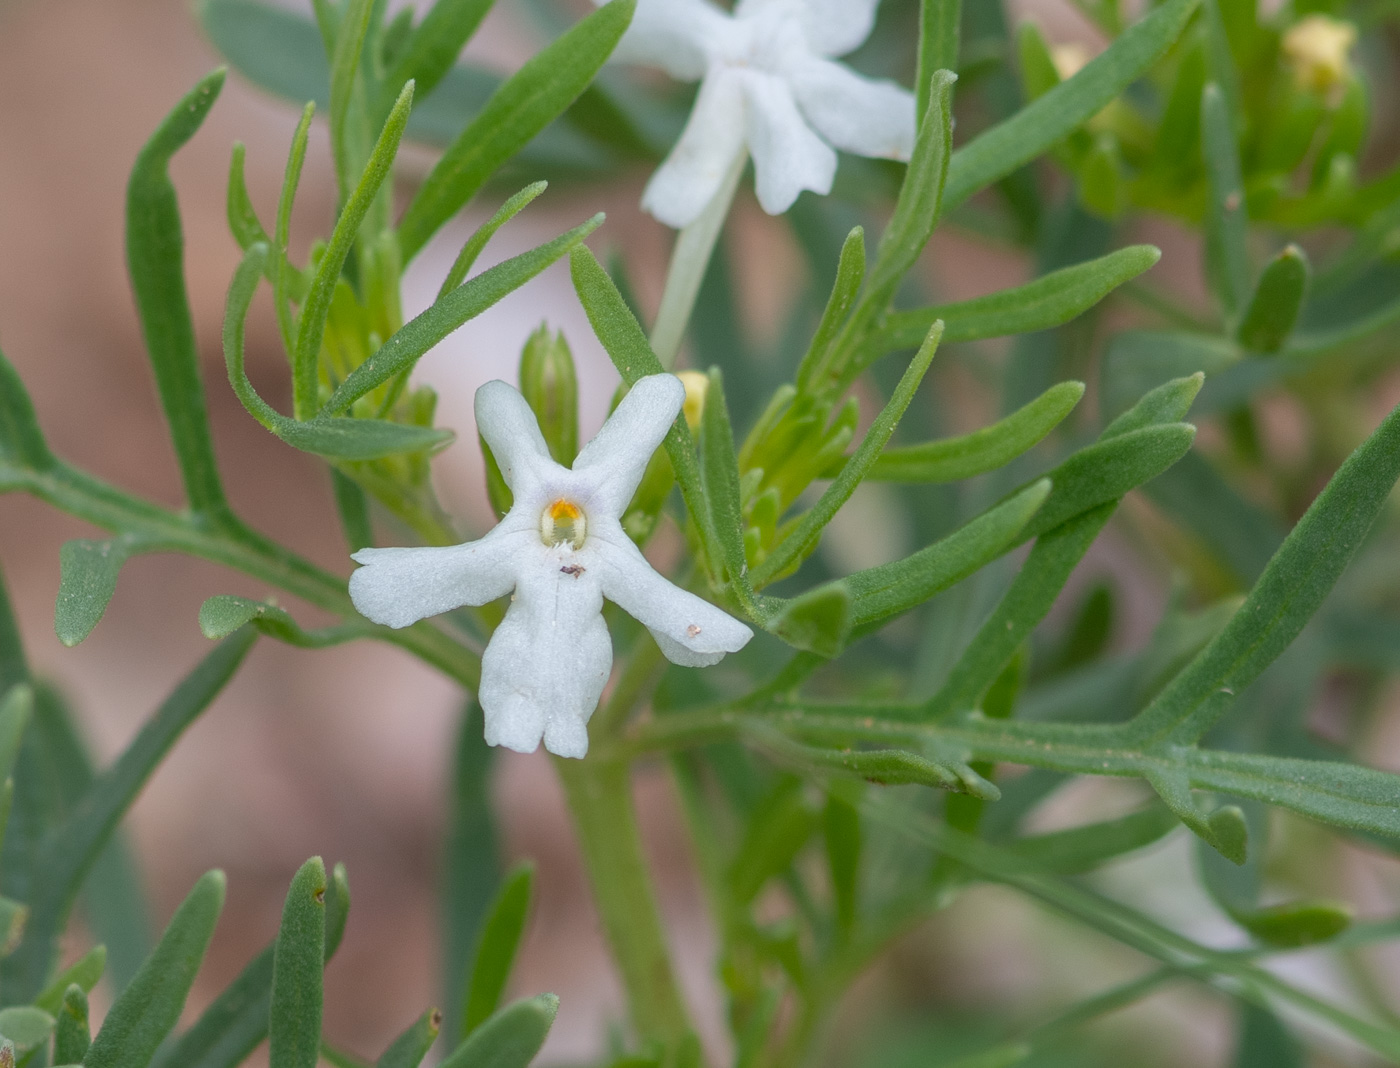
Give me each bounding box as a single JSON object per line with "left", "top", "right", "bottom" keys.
{"left": 541, "top": 498, "right": 586, "bottom": 549}
{"left": 677, "top": 371, "right": 708, "bottom": 431}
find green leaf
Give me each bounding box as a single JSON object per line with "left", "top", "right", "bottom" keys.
{"left": 442, "top": 703, "right": 501, "bottom": 1046}
{"left": 754, "top": 322, "right": 941, "bottom": 587}
{"left": 398, "top": 0, "right": 634, "bottom": 260}
{"left": 943, "top": 0, "right": 1201, "bottom": 211}
{"left": 747, "top": 727, "right": 998, "bottom": 798}
{"left": 1129, "top": 393, "right": 1400, "bottom": 746}
{"left": 270, "top": 858, "right": 326, "bottom": 1068}
{"left": 294, "top": 81, "right": 415, "bottom": 419}
{"left": 1016, "top": 423, "right": 1195, "bottom": 544}
{"left": 225, "top": 143, "right": 270, "bottom": 251}
{"left": 461, "top": 865, "right": 533, "bottom": 1036}
{"left": 1236, "top": 245, "right": 1308, "bottom": 354}
{"left": 148, "top": 863, "right": 348, "bottom": 1068}
{"left": 1101, "top": 372, "right": 1204, "bottom": 439}
{"left": 323, "top": 215, "right": 603, "bottom": 416}
{"left": 198, "top": 595, "right": 374, "bottom": 648}
{"left": 438, "top": 995, "right": 558, "bottom": 1068}
{"left": 84, "top": 870, "right": 226, "bottom": 1068}
{"left": 6, "top": 635, "right": 253, "bottom": 1002}
{"left": 126, "top": 71, "right": 231, "bottom": 520}
{"left": 1150, "top": 770, "right": 1248, "bottom": 863}
{"left": 1201, "top": 82, "right": 1250, "bottom": 320}
{"left": 55, "top": 536, "right": 164, "bottom": 648}
{"left": 822, "top": 790, "right": 861, "bottom": 938}
{"left": 437, "top": 182, "right": 548, "bottom": 299}
{"left": 842, "top": 479, "right": 1051, "bottom": 634}
{"left": 377, "top": 1008, "right": 441, "bottom": 1068}
{"left": 926, "top": 504, "right": 1115, "bottom": 719}
{"left": 794, "top": 228, "right": 865, "bottom": 393}
{"left": 197, "top": 0, "right": 328, "bottom": 111}
{"left": 326, "top": 0, "right": 374, "bottom": 196}
{"left": 866, "top": 380, "right": 1083, "bottom": 483}
{"left": 1007, "top": 805, "right": 1179, "bottom": 873}
{"left": 53, "top": 986, "right": 89, "bottom": 1064}
{"left": 881, "top": 246, "right": 1160, "bottom": 349}
{"left": 698, "top": 369, "right": 753, "bottom": 600}
{"left": 221, "top": 245, "right": 454, "bottom": 460}
{"left": 272, "top": 102, "right": 317, "bottom": 352}
{"left": 1232, "top": 901, "right": 1354, "bottom": 949}
{"left": 768, "top": 585, "right": 853, "bottom": 659}
{"left": 33, "top": 946, "right": 105, "bottom": 1015}
{"left": 0, "top": 349, "right": 53, "bottom": 486}
{"left": 379, "top": 0, "right": 493, "bottom": 110}
{"left": 727, "top": 780, "right": 818, "bottom": 904}
{"left": 917, "top": 0, "right": 960, "bottom": 115}
{"left": 0, "top": 685, "right": 30, "bottom": 786}
{"left": 0, "top": 1007, "right": 52, "bottom": 1051}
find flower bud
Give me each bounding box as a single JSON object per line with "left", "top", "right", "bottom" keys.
{"left": 1282, "top": 15, "right": 1356, "bottom": 98}
{"left": 519, "top": 323, "right": 579, "bottom": 464}
{"left": 676, "top": 370, "right": 708, "bottom": 431}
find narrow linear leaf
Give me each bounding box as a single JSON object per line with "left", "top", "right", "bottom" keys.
{"left": 32, "top": 947, "right": 105, "bottom": 1015}
{"left": 917, "top": 0, "right": 961, "bottom": 116}
{"left": 398, "top": 0, "right": 634, "bottom": 260}
{"left": 755, "top": 322, "right": 941, "bottom": 587}
{"left": 794, "top": 227, "right": 865, "bottom": 393}
{"left": 437, "top": 181, "right": 548, "bottom": 299}
{"left": 327, "top": 0, "right": 374, "bottom": 196}
{"left": 126, "top": 70, "right": 231, "bottom": 518}
{"left": 149, "top": 863, "right": 349, "bottom": 1068}
{"left": 880, "top": 245, "right": 1160, "bottom": 349}
{"left": 844, "top": 479, "right": 1051, "bottom": 633}
{"left": 1101, "top": 372, "right": 1204, "bottom": 439}
{"left": 0, "top": 1006, "right": 52, "bottom": 1051}
{"left": 55, "top": 536, "right": 164, "bottom": 647}
{"left": 7, "top": 635, "right": 253, "bottom": 1002}
{"left": 226, "top": 143, "right": 270, "bottom": 251}
{"left": 84, "top": 870, "right": 226, "bottom": 1068}
{"left": 1130, "top": 394, "right": 1400, "bottom": 746}
{"left": 270, "top": 858, "right": 326, "bottom": 1068}
{"left": 222, "top": 246, "right": 454, "bottom": 460}
{"left": 699, "top": 369, "right": 754, "bottom": 602}
{"left": 942, "top": 0, "right": 1200, "bottom": 211}
{"left": 381, "top": 0, "right": 494, "bottom": 109}
{"left": 0, "top": 349, "right": 54, "bottom": 482}
{"left": 462, "top": 865, "right": 533, "bottom": 1036}
{"left": 295, "top": 81, "right": 415, "bottom": 418}
{"left": 1008, "top": 805, "right": 1179, "bottom": 874}
{"left": 865, "top": 380, "right": 1083, "bottom": 484}
{"left": 1237, "top": 245, "right": 1308, "bottom": 354}
{"left": 926, "top": 504, "right": 1115, "bottom": 719}
{"left": 377, "top": 1008, "right": 441, "bottom": 1068}
{"left": 53, "top": 986, "right": 89, "bottom": 1064}
{"left": 198, "top": 595, "right": 374, "bottom": 648}
{"left": 438, "top": 995, "right": 558, "bottom": 1068}
{"left": 324, "top": 215, "right": 603, "bottom": 415}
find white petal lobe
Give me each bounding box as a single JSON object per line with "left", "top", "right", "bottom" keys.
{"left": 349, "top": 524, "right": 529, "bottom": 629}
{"left": 573, "top": 374, "right": 686, "bottom": 517}
{"left": 475, "top": 380, "right": 556, "bottom": 497}
{"left": 591, "top": 526, "right": 753, "bottom": 664}
{"left": 741, "top": 71, "right": 837, "bottom": 215}
{"left": 788, "top": 56, "right": 915, "bottom": 161}
{"left": 642, "top": 70, "right": 748, "bottom": 228}
{"left": 479, "top": 563, "right": 611, "bottom": 758}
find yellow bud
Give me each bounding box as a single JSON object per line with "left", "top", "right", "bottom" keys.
{"left": 677, "top": 371, "right": 708, "bottom": 432}
{"left": 1282, "top": 15, "right": 1356, "bottom": 96}
{"left": 1051, "top": 42, "right": 1091, "bottom": 82}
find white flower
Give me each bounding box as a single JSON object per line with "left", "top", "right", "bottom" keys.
{"left": 348, "top": 374, "right": 754, "bottom": 758}
{"left": 602, "top": 0, "right": 916, "bottom": 227}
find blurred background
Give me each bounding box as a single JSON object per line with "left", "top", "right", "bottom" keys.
{"left": 0, "top": 0, "right": 1396, "bottom": 1064}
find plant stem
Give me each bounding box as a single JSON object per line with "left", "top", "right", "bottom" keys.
{"left": 554, "top": 756, "right": 694, "bottom": 1049}
{"left": 590, "top": 630, "right": 667, "bottom": 740}
{"left": 649, "top": 150, "right": 747, "bottom": 369}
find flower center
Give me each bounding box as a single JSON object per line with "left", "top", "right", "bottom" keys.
{"left": 540, "top": 498, "right": 586, "bottom": 550}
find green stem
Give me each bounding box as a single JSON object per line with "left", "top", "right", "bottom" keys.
{"left": 649, "top": 149, "right": 746, "bottom": 369}
{"left": 14, "top": 462, "right": 479, "bottom": 688}
{"left": 554, "top": 756, "right": 693, "bottom": 1048}
{"left": 590, "top": 630, "right": 667, "bottom": 741}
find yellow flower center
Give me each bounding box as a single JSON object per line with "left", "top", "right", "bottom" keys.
{"left": 541, "top": 498, "right": 586, "bottom": 550}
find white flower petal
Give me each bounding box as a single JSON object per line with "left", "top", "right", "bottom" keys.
{"left": 788, "top": 56, "right": 915, "bottom": 161}
{"left": 573, "top": 374, "right": 685, "bottom": 518}
{"left": 475, "top": 380, "right": 556, "bottom": 497}
{"left": 349, "top": 519, "right": 532, "bottom": 629}
{"left": 642, "top": 69, "right": 748, "bottom": 228}
{"left": 590, "top": 525, "right": 753, "bottom": 666}
{"left": 741, "top": 70, "right": 836, "bottom": 216}
{"left": 733, "top": 0, "right": 879, "bottom": 56}
{"left": 479, "top": 562, "right": 611, "bottom": 758}
{"left": 602, "top": 0, "right": 734, "bottom": 80}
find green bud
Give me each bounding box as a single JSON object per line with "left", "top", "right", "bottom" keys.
{"left": 1237, "top": 244, "right": 1309, "bottom": 354}
{"left": 519, "top": 323, "right": 579, "bottom": 464}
